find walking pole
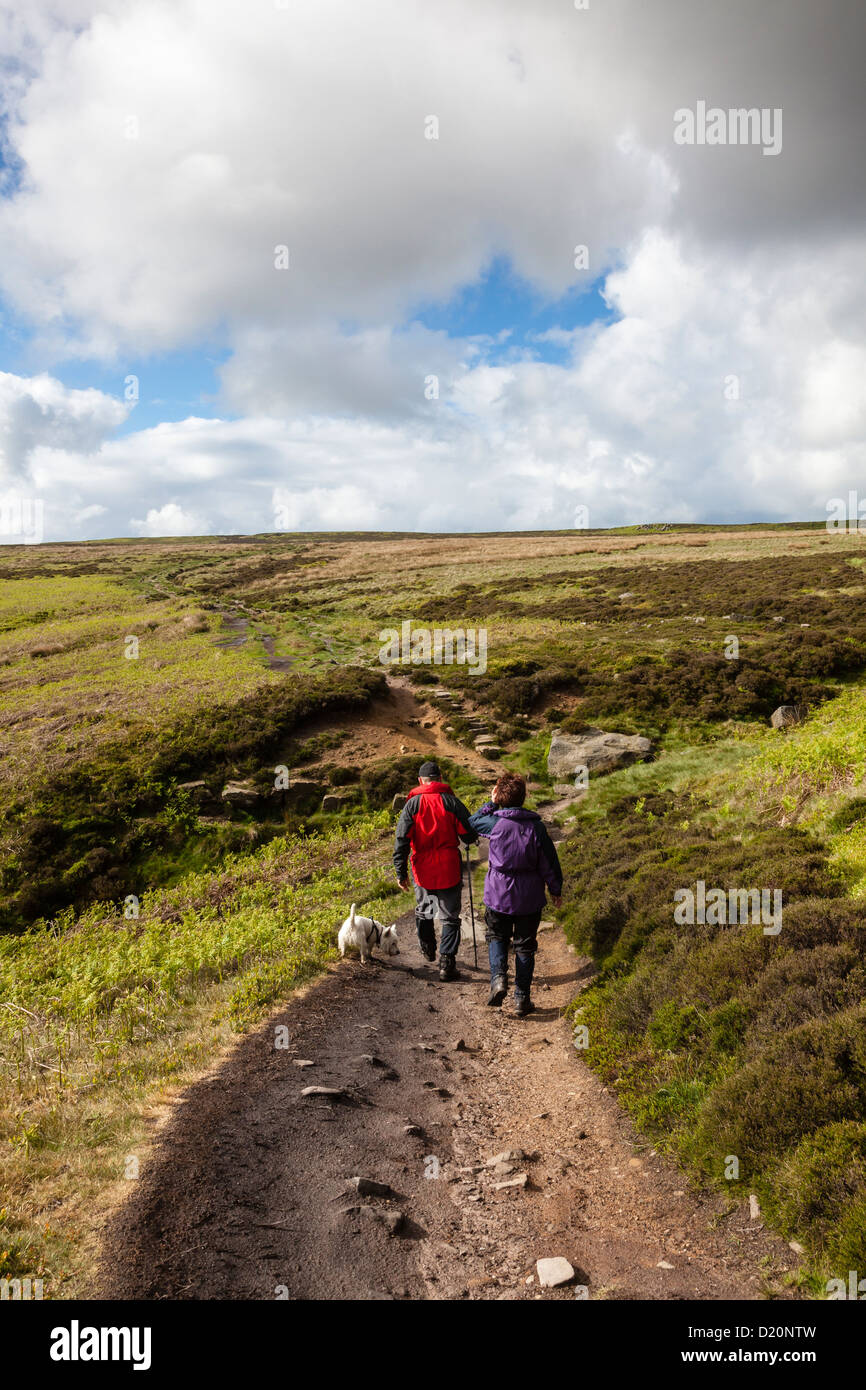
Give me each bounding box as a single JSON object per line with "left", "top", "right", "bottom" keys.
{"left": 465, "top": 844, "right": 478, "bottom": 969}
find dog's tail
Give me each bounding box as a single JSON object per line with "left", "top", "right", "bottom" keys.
{"left": 349, "top": 903, "right": 356, "bottom": 926}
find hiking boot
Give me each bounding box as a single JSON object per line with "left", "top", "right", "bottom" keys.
{"left": 438, "top": 955, "right": 458, "bottom": 982}
{"left": 487, "top": 975, "right": 507, "bottom": 1007}
{"left": 419, "top": 941, "right": 436, "bottom": 962}
{"left": 514, "top": 993, "right": 535, "bottom": 1017}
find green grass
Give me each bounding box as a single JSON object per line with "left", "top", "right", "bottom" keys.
{"left": 6, "top": 525, "right": 866, "bottom": 1297}
{"left": 0, "top": 813, "right": 398, "bottom": 1294}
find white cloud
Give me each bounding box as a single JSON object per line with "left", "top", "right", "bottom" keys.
{"left": 8, "top": 0, "right": 860, "bottom": 356}
{"left": 0, "top": 1, "right": 864, "bottom": 534}
{"left": 130, "top": 502, "right": 211, "bottom": 538}
{"left": 0, "top": 369, "right": 128, "bottom": 483}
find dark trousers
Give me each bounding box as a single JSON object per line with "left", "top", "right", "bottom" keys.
{"left": 415, "top": 882, "right": 462, "bottom": 959}
{"left": 484, "top": 906, "right": 541, "bottom": 996}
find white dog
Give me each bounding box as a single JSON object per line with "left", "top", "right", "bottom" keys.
{"left": 338, "top": 904, "right": 399, "bottom": 964}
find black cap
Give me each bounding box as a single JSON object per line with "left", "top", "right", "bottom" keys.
{"left": 419, "top": 760, "right": 441, "bottom": 780}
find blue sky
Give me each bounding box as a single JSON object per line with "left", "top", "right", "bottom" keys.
{"left": 409, "top": 257, "right": 617, "bottom": 367}
{"left": 0, "top": 255, "right": 615, "bottom": 434}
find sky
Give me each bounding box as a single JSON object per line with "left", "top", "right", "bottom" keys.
{"left": 0, "top": 0, "right": 865, "bottom": 541}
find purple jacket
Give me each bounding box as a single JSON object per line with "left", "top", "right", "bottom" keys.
{"left": 469, "top": 803, "right": 563, "bottom": 916}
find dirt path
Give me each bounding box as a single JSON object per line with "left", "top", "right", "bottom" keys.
{"left": 97, "top": 875, "right": 799, "bottom": 1301}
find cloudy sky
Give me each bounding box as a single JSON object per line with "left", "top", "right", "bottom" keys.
{"left": 1, "top": 0, "right": 864, "bottom": 541}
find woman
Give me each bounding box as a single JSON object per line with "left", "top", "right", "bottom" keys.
{"left": 469, "top": 772, "right": 563, "bottom": 1016}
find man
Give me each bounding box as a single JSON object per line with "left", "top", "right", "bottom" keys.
{"left": 393, "top": 760, "right": 477, "bottom": 981}
{"left": 469, "top": 772, "right": 563, "bottom": 1017}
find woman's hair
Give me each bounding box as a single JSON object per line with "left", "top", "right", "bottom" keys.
{"left": 493, "top": 772, "right": 526, "bottom": 807}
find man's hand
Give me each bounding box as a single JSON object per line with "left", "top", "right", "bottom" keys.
{"left": 551, "top": 895, "right": 562, "bottom": 908}
{"left": 398, "top": 878, "right": 410, "bottom": 892}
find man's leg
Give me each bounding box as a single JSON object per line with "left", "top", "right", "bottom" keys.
{"left": 414, "top": 883, "right": 437, "bottom": 961}
{"left": 435, "top": 883, "right": 463, "bottom": 979}
{"left": 484, "top": 906, "right": 511, "bottom": 1006}
{"left": 513, "top": 910, "right": 542, "bottom": 1016}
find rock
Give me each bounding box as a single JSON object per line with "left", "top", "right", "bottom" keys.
{"left": 494, "top": 1174, "right": 529, "bottom": 1190}
{"left": 220, "top": 779, "right": 262, "bottom": 810}
{"left": 789, "top": 1240, "right": 805, "bottom": 1256}
{"left": 352, "top": 1177, "right": 393, "bottom": 1198}
{"left": 403, "top": 1124, "right": 423, "bottom": 1137}
{"left": 657, "top": 1259, "right": 675, "bottom": 1270}
{"left": 321, "top": 794, "right": 343, "bottom": 812}
{"left": 547, "top": 728, "right": 653, "bottom": 779}
{"left": 491, "top": 1162, "right": 516, "bottom": 1177}
{"left": 391, "top": 794, "right": 407, "bottom": 812}
{"left": 771, "top": 705, "right": 804, "bottom": 730}
{"left": 476, "top": 743, "right": 503, "bottom": 760}
{"left": 355, "top": 1054, "right": 389, "bottom": 1068}
{"left": 280, "top": 779, "right": 325, "bottom": 809}
{"left": 486, "top": 1149, "right": 526, "bottom": 1167}
{"left": 749, "top": 1193, "right": 761, "bottom": 1220}
{"left": 536, "top": 1257, "right": 575, "bottom": 1288}
{"left": 452, "top": 1038, "right": 467, "bottom": 1052}
{"left": 292, "top": 1059, "right": 316, "bottom": 1068}
{"left": 300, "top": 1086, "right": 349, "bottom": 1101}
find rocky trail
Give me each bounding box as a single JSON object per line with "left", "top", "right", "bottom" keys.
{"left": 96, "top": 634, "right": 801, "bottom": 1300}
{"left": 97, "top": 872, "right": 800, "bottom": 1301}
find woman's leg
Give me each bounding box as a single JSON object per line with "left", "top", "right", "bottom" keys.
{"left": 484, "top": 906, "right": 510, "bottom": 1005}
{"left": 513, "top": 910, "right": 542, "bottom": 1014}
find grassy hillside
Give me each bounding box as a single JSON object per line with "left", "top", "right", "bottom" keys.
{"left": 557, "top": 686, "right": 866, "bottom": 1291}
{"left": 3, "top": 522, "right": 866, "bottom": 1294}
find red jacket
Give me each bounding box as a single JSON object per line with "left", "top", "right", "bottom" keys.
{"left": 393, "top": 781, "right": 477, "bottom": 891}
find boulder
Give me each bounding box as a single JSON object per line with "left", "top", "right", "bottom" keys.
{"left": 536, "top": 1257, "right": 575, "bottom": 1288}
{"left": 391, "top": 793, "right": 408, "bottom": 813}
{"left": 277, "top": 779, "right": 325, "bottom": 809}
{"left": 321, "top": 794, "right": 344, "bottom": 812}
{"left": 220, "top": 780, "right": 262, "bottom": 810}
{"left": 771, "top": 705, "right": 803, "bottom": 730}
{"left": 547, "top": 728, "right": 652, "bottom": 779}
